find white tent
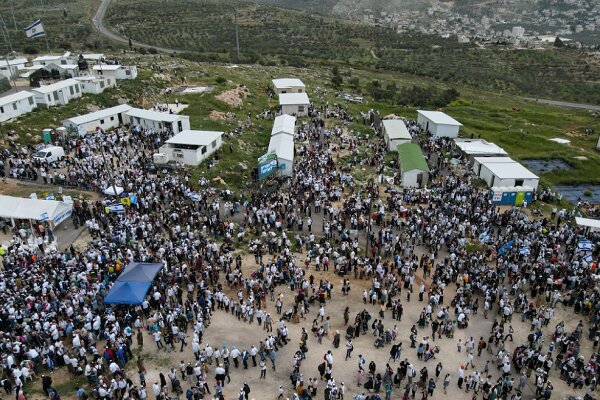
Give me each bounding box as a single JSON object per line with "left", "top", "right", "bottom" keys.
{"left": 0, "top": 195, "right": 73, "bottom": 226}
{"left": 103, "top": 186, "right": 124, "bottom": 196}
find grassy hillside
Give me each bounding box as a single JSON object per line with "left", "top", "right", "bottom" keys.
{"left": 0, "top": 0, "right": 100, "bottom": 54}
{"left": 104, "top": 0, "right": 600, "bottom": 104}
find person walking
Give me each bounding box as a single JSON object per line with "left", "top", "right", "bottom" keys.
{"left": 345, "top": 340, "right": 353, "bottom": 361}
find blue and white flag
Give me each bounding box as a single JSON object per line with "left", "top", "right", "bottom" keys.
{"left": 45, "top": 193, "right": 54, "bottom": 200}
{"left": 39, "top": 212, "right": 49, "bottom": 222}
{"left": 107, "top": 204, "right": 125, "bottom": 213}
{"left": 498, "top": 240, "right": 514, "bottom": 255}
{"left": 25, "top": 20, "right": 46, "bottom": 38}
{"left": 519, "top": 247, "right": 530, "bottom": 255}
{"left": 578, "top": 241, "right": 593, "bottom": 251}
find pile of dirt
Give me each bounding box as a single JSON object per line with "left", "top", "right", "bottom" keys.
{"left": 209, "top": 110, "right": 227, "bottom": 121}
{"left": 216, "top": 85, "right": 249, "bottom": 108}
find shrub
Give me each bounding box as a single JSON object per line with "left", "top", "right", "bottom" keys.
{"left": 215, "top": 76, "right": 227, "bottom": 85}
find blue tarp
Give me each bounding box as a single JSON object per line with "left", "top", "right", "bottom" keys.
{"left": 104, "top": 262, "right": 163, "bottom": 305}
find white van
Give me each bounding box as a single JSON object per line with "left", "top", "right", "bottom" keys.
{"left": 33, "top": 146, "right": 65, "bottom": 163}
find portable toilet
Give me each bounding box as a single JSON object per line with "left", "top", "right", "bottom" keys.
{"left": 515, "top": 186, "right": 526, "bottom": 206}
{"left": 508, "top": 190, "right": 517, "bottom": 205}
{"left": 523, "top": 186, "right": 534, "bottom": 205}
{"left": 42, "top": 128, "right": 53, "bottom": 143}
{"left": 490, "top": 187, "right": 503, "bottom": 205}
{"left": 56, "top": 127, "right": 68, "bottom": 140}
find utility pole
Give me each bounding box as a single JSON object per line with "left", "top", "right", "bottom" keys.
{"left": 1, "top": 30, "right": 16, "bottom": 88}
{"left": 0, "top": 15, "right": 13, "bottom": 53}
{"left": 11, "top": 1, "right": 18, "bottom": 31}
{"left": 233, "top": 6, "right": 240, "bottom": 61}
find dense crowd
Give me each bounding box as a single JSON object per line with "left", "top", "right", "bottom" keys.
{"left": 0, "top": 105, "right": 598, "bottom": 400}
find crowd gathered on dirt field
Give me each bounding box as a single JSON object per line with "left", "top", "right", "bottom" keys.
{"left": 0, "top": 102, "right": 599, "bottom": 400}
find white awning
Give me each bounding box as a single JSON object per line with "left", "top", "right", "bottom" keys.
{"left": 0, "top": 195, "right": 73, "bottom": 226}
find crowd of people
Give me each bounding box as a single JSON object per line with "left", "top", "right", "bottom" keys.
{"left": 0, "top": 100, "right": 598, "bottom": 400}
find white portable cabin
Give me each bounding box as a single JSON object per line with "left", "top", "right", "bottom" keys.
{"left": 268, "top": 133, "right": 294, "bottom": 177}
{"left": 417, "top": 110, "right": 462, "bottom": 138}
{"left": 31, "top": 78, "right": 82, "bottom": 108}
{"left": 63, "top": 104, "right": 133, "bottom": 136}
{"left": 74, "top": 76, "right": 116, "bottom": 94}
{"left": 126, "top": 108, "right": 190, "bottom": 134}
{"left": 271, "top": 114, "right": 296, "bottom": 137}
{"left": 92, "top": 64, "right": 138, "bottom": 80}
{"left": 32, "top": 52, "right": 73, "bottom": 66}
{"left": 272, "top": 78, "right": 306, "bottom": 95}
{"left": 159, "top": 130, "right": 223, "bottom": 166}
{"left": 382, "top": 119, "right": 412, "bottom": 151}
{"left": 454, "top": 138, "right": 507, "bottom": 165}
{"left": 0, "top": 58, "right": 28, "bottom": 79}
{"left": 0, "top": 91, "right": 37, "bottom": 122}
{"left": 472, "top": 156, "right": 513, "bottom": 176}
{"left": 44, "top": 63, "right": 80, "bottom": 78}
{"left": 279, "top": 92, "right": 310, "bottom": 117}
{"left": 478, "top": 158, "right": 539, "bottom": 190}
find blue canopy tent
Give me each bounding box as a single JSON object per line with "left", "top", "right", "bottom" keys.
{"left": 104, "top": 262, "right": 163, "bottom": 305}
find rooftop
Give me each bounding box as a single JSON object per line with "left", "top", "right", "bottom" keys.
{"left": 272, "top": 78, "right": 305, "bottom": 89}
{"left": 65, "top": 104, "right": 132, "bottom": 126}
{"left": 482, "top": 160, "right": 539, "bottom": 180}
{"left": 0, "top": 58, "right": 28, "bottom": 66}
{"left": 271, "top": 114, "right": 296, "bottom": 136}
{"left": 417, "top": 110, "right": 462, "bottom": 126}
{"left": 454, "top": 138, "right": 507, "bottom": 156}
{"left": 474, "top": 156, "right": 514, "bottom": 164}
{"left": 279, "top": 92, "right": 310, "bottom": 106}
{"left": 93, "top": 64, "right": 121, "bottom": 71}
{"left": 382, "top": 119, "right": 411, "bottom": 140}
{"left": 165, "top": 130, "right": 223, "bottom": 146}
{"left": 397, "top": 143, "right": 429, "bottom": 172}
{"left": 126, "top": 108, "right": 189, "bottom": 123}
{"left": 0, "top": 91, "right": 35, "bottom": 107}
{"left": 268, "top": 133, "right": 294, "bottom": 161}
{"left": 31, "top": 79, "right": 81, "bottom": 94}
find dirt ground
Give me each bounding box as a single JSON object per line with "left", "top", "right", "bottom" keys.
{"left": 110, "top": 248, "right": 597, "bottom": 400}
{"left": 216, "top": 86, "right": 249, "bottom": 109}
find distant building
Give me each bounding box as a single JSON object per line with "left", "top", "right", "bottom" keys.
{"left": 416, "top": 110, "right": 462, "bottom": 138}
{"left": 31, "top": 78, "right": 82, "bottom": 108}
{"left": 0, "top": 58, "right": 28, "bottom": 79}
{"left": 474, "top": 157, "right": 539, "bottom": 189}
{"left": 397, "top": 143, "right": 429, "bottom": 188}
{"left": 159, "top": 130, "right": 223, "bottom": 165}
{"left": 382, "top": 119, "right": 412, "bottom": 151}
{"left": 63, "top": 104, "right": 132, "bottom": 135}
{"left": 74, "top": 76, "right": 116, "bottom": 95}
{"left": 453, "top": 138, "right": 507, "bottom": 165}
{"left": 512, "top": 26, "right": 525, "bottom": 37}
{"left": 126, "top": 108, "right": 190, "bottom": 134}
{"left": 92, "top": 64, "right": 138, "bottom": 80}
{"left": 279, "top": 93, "right": 310, "bottom": 116}
{"left": 32, "top": 52, "right": 72, "bottom": 66}
{"left": 0, "top": 91, "right": 37, "bottom": 122}
{"left": 272, "top": 78, "right": 306, "bottom": 95}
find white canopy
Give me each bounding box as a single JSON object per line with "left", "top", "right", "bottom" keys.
{"left": 0, "top": 195, "right": 73, "bottom": 226}
{"left": 103, "top": 186, "right": 124, "bottom": 196}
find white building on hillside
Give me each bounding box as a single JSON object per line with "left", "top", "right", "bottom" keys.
{"left": 32, "top": 52, "right": 72, "bottom": 66}
{"left": 0, "top": 58, "right": 28, "bottom": 79}
{"left": 268, "top": 133, "right": 294, "bottom": 177}
{"left": 476, "top": 157, "right": 539, "bottom": 189}
{"left": 75, "top": 76, "right": 116, "bottom": 95}
{"left": 272, "top": 78, "right": 306, "bottom": 95}
{"left": 126, "top": 108, "right": 190, "bottom": 134}
{"left": 382, "top": 119, "right": 412, "bottom": 151}
{"left": 44, "top": 63, "right": 80, "bottom": 78}
{"left": 63, "top": 104, "right": 132, "bottom": 136}
{"left": 0, "top": 91, "right": 37, "bottom": 122}
{"left": 159, "top": 130, "right": 223, "bottom": 165}
{"left": 279, "top": 93, "right": 310, "bottom": 116}
{"left": 92, "top": 64, "right": 138, "bottom": 80}
{"left": 417, "top": 110, "right": 462, "bottom": 138}
{"left": 454, "top": 138, "right": 507, "bottom": 165}
{"left": 31, "top": 78, "right": 82, "bottom": 108}
{"left": 271, "top": 114, "right": 296, "bottom": 137}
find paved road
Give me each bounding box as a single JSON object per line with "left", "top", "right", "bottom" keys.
{"left": 92, "top": 0, "right": 179, "bottom": 53}
{"left": 524, "top": 97, "right": 600, "bottom": 111}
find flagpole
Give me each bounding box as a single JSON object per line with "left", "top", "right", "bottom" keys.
{"left": 44, "top": 35, "right": 50, "bottom": 52}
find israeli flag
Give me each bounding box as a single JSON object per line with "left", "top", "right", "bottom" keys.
{"left": 108, "top": 204, "right": 125, "bottom": 213}
{"left": 39, "top": 212, "right": 49, "bottom": 222}
{"left": 46, "top": 193, "right": 55, "bottom": 200}
{"left": 578, "top": 241, "right": 593, "bottom": 251}
{"left": 25, "top": 20, "right": 46, "bottom": 38}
